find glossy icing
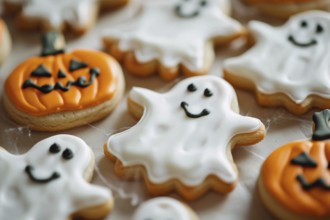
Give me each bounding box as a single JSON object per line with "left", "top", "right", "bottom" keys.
{"left": 103, "top": 0, "right": 243, "bottom": 72}
{"left": 132, "top": 197, "right": 194, "bottom": 220}
{"left": 0, "top": 134, "right": 112, "bottom": 220}
{"left": 261, "top": 140, "right": 330, "bottom": 216}
{"left": 107, "top": 76, "right": 263, "bottom": 186}
{"left": 10, "top": 0, "right": 97, "bottom": 29}
{"left": 224, "top": 11, "right": 330, "bottom": 104}
{"left": 5, "top": 49, "right": 121, "bottom": 116}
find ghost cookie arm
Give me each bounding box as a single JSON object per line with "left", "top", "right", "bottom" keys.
{"left": 229, "top": 113, "right": 266, "bottom": 147}
{"left": 70, "top": 181, "right": 113, "bottom": 220}
{"left": 128, "top": 87, "right": 162, "bottom": 119}
{"left": 248, "top": 21, "right": 278, "bottom": 42}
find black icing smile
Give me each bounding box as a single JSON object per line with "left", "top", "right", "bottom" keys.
{"left": 288, "top": 35, "right": 317, "bottom": 48}
{"left": 180, "top": 101, "right": 210, "bottom": 118}
{"left": 22, "top": 68, "right": 100, "bottom": 94}
{"left": 25, "top": 165, "right": 60, "bottom": 184}
{"left": 175, "top": 0, "right": 207, "bottom": 18}
{"left": 296, "top": 174, "right": 330, "bottom": 190}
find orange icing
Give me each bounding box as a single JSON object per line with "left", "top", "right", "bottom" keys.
{"left": 262, "top": 141, "right": 330, "bottom": 216}
{"left": 5, "top": 50, "right": 120, "bottom": 116}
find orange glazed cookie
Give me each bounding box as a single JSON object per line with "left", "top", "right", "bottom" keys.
{"left": 3, "top": 32, "right": 125, "bottom": 131}
{"left": 244, "top": 0, "right": 330, "bottom": 18}
{"left": 259, "top": 109, "right": 330, "bottom": 220}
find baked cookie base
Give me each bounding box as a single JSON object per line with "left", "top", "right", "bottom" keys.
{"left": 258, "top": 177, "right": 329, "bottom": 220}
{"left": 2, "top": 66, "right": 125, "bottom": 131}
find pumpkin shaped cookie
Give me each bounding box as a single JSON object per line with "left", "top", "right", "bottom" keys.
{"left": 3, "top": 32, "right": 125, "bottom": 131}
{"left": 259, "top": 109, "right": 330, "bottom": 220}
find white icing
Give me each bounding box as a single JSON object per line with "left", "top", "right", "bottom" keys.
{"left": 0, "top": 134, "right": 112, "bottom": 220}
{"left": 132, "top": 197, "right": 194, "bottom": 220}
{"left": 13, "top": 0, "right": 97, "bottom": 29}
{"left": 102, "top": 0, "right": 242, "bottom": 71}
{"left": 107, "top": 75, "right": 263, "bottom": 186}
{"left": 224, "top": 11, "right": 330, "bottom": 104}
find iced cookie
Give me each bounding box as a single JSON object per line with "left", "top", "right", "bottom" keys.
{"left": 243, "top": 0, "right": 330, "bottom": 19}
{"left": 133, "top": 197, "right": 199, "bottom": 220}
{"left": 3, "top": 32, "right": 125, "bottom": 131}
{"left": 104, "top": 75, "right": 265, "bottom": 200}
{"left": 259, "top": 109, "right": 330, "bottom": 220}
{"left": 0, "top": 18, "right": 11, "bottom": 65}
{"left": 3, "top": 0, "right": 99, "bottom": 34}
{"left": 0, "top": 134, "right": 113, "bottom": 220}
{"left": 102, "top": 0, "right": 245, "bottom": 80}
{"left": 224, "top": 11, "right": 330, "bottom": 115}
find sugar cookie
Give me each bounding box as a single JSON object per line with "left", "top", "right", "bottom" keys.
{"left": 3, "top": 32, "right": 125, "bottom": 131}
{"left": 0, "top": 18, "right": 11, "bottom": 65}
{"left": 224, "top": 11, "right": 330, "bottom": 115}
{"left": 102, "top": 0, "right": 245, "bottom": 80}
{"left": 259, "top": 109, "right": 330, "bottom": 220}
{"left": 133, "top": 197, "right": 199, "bottom": 220}
{"left": 0, "top": 134, "right": 113, "bottom": 220}
{"left": 243, "top": 0, "right": 330, "bottom": 19}
{"left": 105, "top": 75, "right": 265, "bottom": 200}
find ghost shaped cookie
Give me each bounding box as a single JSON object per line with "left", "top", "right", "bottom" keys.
{"left": 243, "top": 0, "right": 330, "bottom": 19}
{"left": 2, "top": 0, "right": 129, "bottom": 35}
{"left": 3, "top": 32, "right": 125, "bottom": 131}
{"left": 224, "top": 11, "right": 330, "bottom": 115}
{"left": 133, "top": 197, "right": 199, "bottom": 220}
{"left": 104, "top": 75, "right": 265, "bottom": 200}
{"left": 259, "top": 109, "right": 330, "bottom": 220}
{"left": 0, "top": 134, "right": 113, "bottom": 220}
{"left": 102, "top": 0, "right": 244, "bottom": 80}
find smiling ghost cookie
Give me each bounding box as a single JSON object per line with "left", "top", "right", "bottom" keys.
{"left": 0, "top": 134, "right": 113, "bottom": 220}
{"left": 243, "top": 0, "right": 330, "bottom": 19}
{"left": 224, "top": 11, "right": 330, "bottom": 115}
{"left": 104, "top": 75, "right": 265, "bottom": 200}
{"left": 102, "top": 0, "right": 245, "bottom": 80}
{"left": 3, "top": 0, "right": 99, "bottom": 35}
{"left": 258, "top": 109, "right": 330, "bottom": 220}
{"left": 132, "top": 197, "right": 199, "bottom": 220}
{"left": 3, "top": 32, "right": 125, "bottom": 131}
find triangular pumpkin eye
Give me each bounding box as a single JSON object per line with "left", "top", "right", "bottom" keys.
{"left": 57, "top": 70, "right": 66, "bottom": 78}
{"left": 31, "top": 65, "right": 52, "bottom": 77}
{"left": 291, "top": 152, "right": 317, "bottom": 167}
{"left": 69, "top": 59, "right": 88, "bottom": 72}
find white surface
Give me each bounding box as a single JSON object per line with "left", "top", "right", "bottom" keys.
{"left": 0, "top": 0, "right": 318, "bottom": 219}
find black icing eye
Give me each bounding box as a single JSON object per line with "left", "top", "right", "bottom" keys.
{"left": 187, "top": 83, "right": 197, "bottom": 92}
{"left": 291, "top": 152, "right": 317, "bottom": 167}
{"left": 49, "top": 143, "right": 61, "bottom": 154}
{"left": 57, "top": 70, "right": 66, "bottom": 78}
{"left": 69, "top": 59, "right": 88, "bottom": 72}
{"left": 316, "top": 24, "right": 324, "bottom": 34}
{"left": 31, "top": 64, "right": 52, "bottom": 77}
{"left": 204, "top": 88, "right": 213, "bottom": 97}
{"left": 62, "top": 148, "right": 74, "bottom": 160}
{"left": 200, "top": 0, "right": 207, "bottom": 6}
{"left": 301, "top": 20, "right": 308, "bottom": 28}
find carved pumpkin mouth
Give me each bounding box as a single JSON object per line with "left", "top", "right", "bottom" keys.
{"left": 22, "top": 68, "right": 100, "bottom": 94}
{"left": 296, "top": 174, "right": 330, "bottom": 190}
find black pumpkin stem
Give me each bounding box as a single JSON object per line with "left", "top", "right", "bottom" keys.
{"left": 312, "top": 109, "right": 330, "bottom": 141}
{"left": 41, "top": 32, "right": 66, "bottom": 56}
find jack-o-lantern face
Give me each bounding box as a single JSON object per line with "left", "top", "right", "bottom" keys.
{"left": 5, "top": 32, "right": 121, "bottom": 116}
{"left": 260, "top": 109, "right": 330, "bottom": 217}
